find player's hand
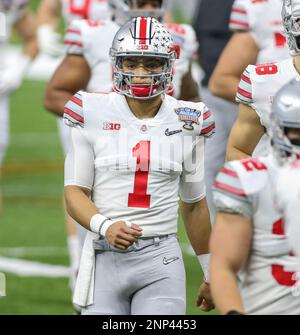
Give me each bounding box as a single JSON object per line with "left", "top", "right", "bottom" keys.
{"left": 0, "top": 68, "right": 23, "bottom": 95}
{"left": 106, "top": 221, "right": 143, "bottom": 250}
{"left": 0, "top": 56, "right": 30, "bottom": 95}
{"left": 196, "top": 282, "right": 215, "bottom": 312}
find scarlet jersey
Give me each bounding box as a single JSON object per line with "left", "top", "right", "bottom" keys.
{"left": 213, "top": 154, "right": 300, "bottom": 315}
{"left": 236, "top": 58, "right": 298, "bottom": 156}
{"left": 276, "top": 160, "right": 300, "bottom": 261}
{"left": 61, "top": 0, "right": 111, "bottom": 23}
{"left": 64, "top": 20, "right": 198, "bottom": 97}
{"left": 63, "top": 92, "right": 215, "bottom": 237}
{"left": 230, "top": 0, "right": 289, "bottom": 64}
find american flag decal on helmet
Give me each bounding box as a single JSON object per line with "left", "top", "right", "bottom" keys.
{"left": 132, "top": 17, "right": 154, "bottom": 45}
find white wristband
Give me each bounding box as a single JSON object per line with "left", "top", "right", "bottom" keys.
{"left": 89, "top": 214, "right": 113, "bottom": 237}
{"left": 198, "top": 254, "right": 210, "bottom": 283}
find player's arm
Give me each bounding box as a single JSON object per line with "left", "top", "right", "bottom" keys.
{"left": 210, "top": 162, "right": 253, "bottom": 314}
{"left": 181, "top": 197, "right": 214, "bottom": 311}
{"left": 44, "top": 22, "right": 91, "bottom": 116}
{"left": 44, "top": 55, "right": 91, "bottom": 117}
{"left": 14, "top": 10, "right": 38, "bottom": 59}
{"left": 210, "top": 212, "right": 252, "bottom": 315}
{"left": 226, "top": 103, "right": 265, "bottom": 161}
{"left": 180, "top": 137, "right": 214, "bottom": 312}
{"left": 182, "top": 198, "right": 211, "bottom": 261}
{"left": 209, "top": 32, "right": 258, "bottom": 103}
{"left": 64, "top": 97, "right": 142, "bottom": 248}
{"left": 179, "top": 61, "right": 200, "bottom": 102}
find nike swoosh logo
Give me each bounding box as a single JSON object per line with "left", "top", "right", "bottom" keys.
{"left": 163, "top": 257, "right": 180, "bottom": 265}
{"left": 165, "top": 128, "right": 182, "bottom": 136}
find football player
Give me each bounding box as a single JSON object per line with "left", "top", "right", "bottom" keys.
{"left": 210, "top": 0, "right": 289, "bottom": 102}
{"left": 210, "top": 77, "right": 300, "bottom": 315}
{"left": 36, "top": 0, "right": 111, "bottom": 57}
{"left": 43, "top": 0, "right": 199, "bottom": 292}
{"left": 203, "top": 0, "right": 290, "bottom": 223}
{"left": 63, "top": 17, "right": 215, "bottom": 315}
{"left": 226, "top": 0, "right": 300, "bottom": 161}
{"left": 0, "top": 0, "right": 38, "bottom": 210}
{"left": 44, "top": 0, "right": 199, "bottom": 120}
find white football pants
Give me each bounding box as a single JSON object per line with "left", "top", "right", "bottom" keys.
{"left": 82, "top": 235, "right": 186, "bottom": 315}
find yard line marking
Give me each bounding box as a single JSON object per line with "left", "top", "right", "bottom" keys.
{"left": 0, "top": 246, "right": 68, "bottom": 257}
{"left": 0, "top": 257, "right": 69, "bottom": 278}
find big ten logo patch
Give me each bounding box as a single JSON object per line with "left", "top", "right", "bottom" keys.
{"left": 0, "top": 272, "right": 6, "bottom": 297}
{"left": 103, "top": 122, "right": 121, "bottom": 131}
{"left": 0, "top": 12, "right": 6, "bottom": 38}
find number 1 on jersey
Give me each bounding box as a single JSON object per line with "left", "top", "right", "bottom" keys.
{"left": 128, "top": 141, "right": 151, "bottom": 208}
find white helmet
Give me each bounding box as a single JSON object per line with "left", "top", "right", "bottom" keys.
{"left": 282, "top": 0, "right": 300, "bottom": 55}
{"left": 110, "top": 16, "right": 179, "bottom": 99}
{"left": 270, "top": 77, "right": 300, "bottom": 164}
{"left": 108, "top": 0, "right": 168, "bottom": 25}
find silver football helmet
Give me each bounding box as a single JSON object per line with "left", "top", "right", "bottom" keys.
{"left": 110, "top": 16, "right": 179, "bottom": 99}
{"left": 108, "top": 0, "right": 168, "bottom": 25}
{"left": 282, "top": 0, "right": 300, "bottom": 55}
{"left": 270, "top": 77, "right": 300, "bottom": 163}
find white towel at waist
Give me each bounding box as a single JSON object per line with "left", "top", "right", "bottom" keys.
{"left": 73, "top": 231, "right": 97, "bottom": 307}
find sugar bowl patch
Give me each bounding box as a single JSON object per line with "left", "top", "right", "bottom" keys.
{"left": 175, "top": 108, "right": 201, "bottom": 130}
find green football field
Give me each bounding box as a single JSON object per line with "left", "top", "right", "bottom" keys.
{"left": 0, "top": 1, "right": 217, "bottom": 315}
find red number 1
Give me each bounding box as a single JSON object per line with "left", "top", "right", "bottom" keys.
{"left": 128, "top": 141, "right": 151, "bottom": 208}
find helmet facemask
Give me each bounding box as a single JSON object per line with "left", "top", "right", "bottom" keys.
{"left": 112, "top": 54, "right": 176, "bottom": 99}
{"left": 270, "top": 76, "right": 300, "bottom": 164}
{"left": 282, "top": 0, "right": 300, "bottom": 55}
{"left": 271, "top": 121, "right": 300, "bottom": 164}
{"left": 110, "top": 17, "right": 179, "bottom": 100}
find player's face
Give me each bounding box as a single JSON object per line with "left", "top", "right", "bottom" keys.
{"left": 286, "top": 128, "right": 300, "bottom": 145}
{"left": 122, "top": 56, "right": 165, "bottom": 83}
{"left": 130, "top": 0, "right": 161, "bottom": 11}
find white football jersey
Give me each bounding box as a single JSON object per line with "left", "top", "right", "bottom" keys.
{"left": 230, "top": 0, "right": 289, "bottom": 64}
{"left": 236, "top": 58, "right": 298, "bottom": 156}
{"left": 64, "top": 19, "right": 119, "bottom": 92}
{"left": 63, "top": 92, "right": 215, "bottom": 237}
{"left": 61, "top": 0, "right": 111, "bottom": 23}
{"left": 64, "top": 20, "right": 198, "bottom": 97}
{"left": 213, "top": 154, "right": 300, "bottom": 315}
{"left": 276, "top": 159, "right": 300, "bottom": 262}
